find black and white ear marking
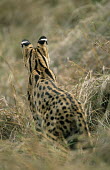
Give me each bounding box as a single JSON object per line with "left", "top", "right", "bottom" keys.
{"left": 38, "top": 36, "right": 48, "bottom": 45}
{"left": 21, "top": 39, "right": 31, "bottom": 47}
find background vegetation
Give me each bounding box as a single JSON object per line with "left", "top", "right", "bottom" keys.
{"left": 0, "top": 0, "right": 110, "bottom": 169}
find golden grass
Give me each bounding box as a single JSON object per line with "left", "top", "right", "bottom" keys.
{"left": 0, "top": 0, "right": 110, "bottom": 169}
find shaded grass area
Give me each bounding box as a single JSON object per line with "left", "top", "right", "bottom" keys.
{"left": 0, "top": 0, "right": 110, "bottom": 169}
{"left": 1, "top": 131, "right": 110, "bottom": 170}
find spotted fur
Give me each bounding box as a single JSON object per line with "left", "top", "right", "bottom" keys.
{"left": 21, "top": 36, "right": 92, "bottom": 149}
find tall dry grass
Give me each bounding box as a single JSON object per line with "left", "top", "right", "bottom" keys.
{"left": 0, "top": 0, "right": 110, "bottom": 169}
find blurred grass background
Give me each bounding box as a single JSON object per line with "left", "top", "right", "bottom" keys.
{"left": 0, "top": 0, "right": 110, "bottom": 169}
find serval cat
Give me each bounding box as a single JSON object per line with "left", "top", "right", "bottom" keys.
{"left": 21, "top": 36, "right": 92, "bottom": 149}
